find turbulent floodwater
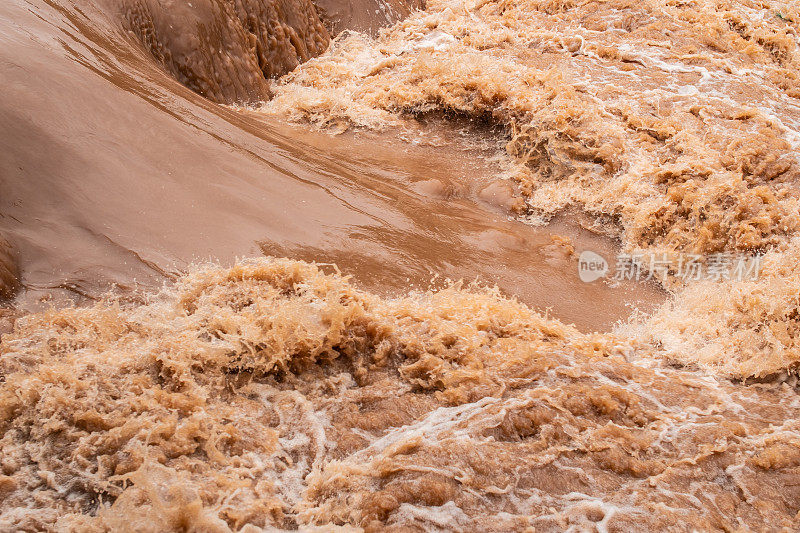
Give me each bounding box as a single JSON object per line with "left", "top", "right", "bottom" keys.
{"left": 2, "top": 0, "right": 800, "bottom": 531}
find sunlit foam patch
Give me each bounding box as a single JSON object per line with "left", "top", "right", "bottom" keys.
{"left": 578, "top": 250, "right": 608, "bottom": 283}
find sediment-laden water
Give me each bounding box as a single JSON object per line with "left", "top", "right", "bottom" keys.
{"left": 1, "top": 0, "right": 800, "bottom": 530}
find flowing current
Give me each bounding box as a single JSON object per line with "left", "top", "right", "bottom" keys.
{"left": 1, "top": 0, "right": 800, "bottom": 530}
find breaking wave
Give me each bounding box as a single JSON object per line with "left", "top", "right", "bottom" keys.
{"left": 262, "top": 0, "right": 800, "bottom": 377}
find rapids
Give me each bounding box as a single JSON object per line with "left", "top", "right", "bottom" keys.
{"left": 1, "top": 0, "right": 800, "bottom": 530}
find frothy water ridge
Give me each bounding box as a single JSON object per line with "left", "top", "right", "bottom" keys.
{"left": 2, "top": 0, "right": 800, "bottom": 530}
{"left": 3, "top": 258, "right": 800, "bottom": 531}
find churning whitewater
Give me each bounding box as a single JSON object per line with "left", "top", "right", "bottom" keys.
{"left": 1, "top": 0, "right": 800, "bottom": 531}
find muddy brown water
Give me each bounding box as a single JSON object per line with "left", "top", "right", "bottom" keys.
{"left": 0, "top": 0, "right": 662, "bottom": 331}
{"left": 5, "top": 0, "right": 800, "bottom": 531}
